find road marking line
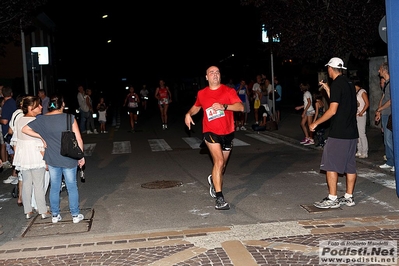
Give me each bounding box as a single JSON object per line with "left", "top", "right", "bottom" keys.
{"left": 111, "top": 141, "right": 131, "bottom": 154}
{"left": 149, "top": 139, "right": 172, "bottom": 151}
{"left": 182, "top": 137, "right": 202, "bottom": 149}
{"left": 83, "top": 143, "right": 96, "bottom": 156}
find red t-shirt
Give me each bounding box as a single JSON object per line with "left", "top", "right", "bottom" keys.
{"left": 194, "top": 84, "right": 242, "bottom": 135}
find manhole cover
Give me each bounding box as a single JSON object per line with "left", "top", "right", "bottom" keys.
{"left": 141, "top": 180, "right": 183, "bottom": 189}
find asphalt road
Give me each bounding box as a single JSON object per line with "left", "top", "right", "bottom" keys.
{"left": 0, "top": 103, "right": 397, "bottom": 246}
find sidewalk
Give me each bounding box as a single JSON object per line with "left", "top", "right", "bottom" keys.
{"left": 0, "top": 108, "right": 397, "bottom": 265}
{"left": 264, "top": 108, "right": 389, "bottom": 171}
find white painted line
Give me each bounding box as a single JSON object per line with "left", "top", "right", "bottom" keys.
{"left": 111, "top": 141, "right": 132, "bottom": 154}
{"left": 246, "top": 133, "right": 309, "bottom": 150}
{"left": 149, "top": 139, "right": 172, "bottom": 152}
{"left": 357, "top": 169, "right": 395, "bottom": 189}
{"left": 233, "top": 138, "right": 250, "bottom": 147}
{"left": 83, "top": 143, "right": 96, "bottom": 156}
{"left": 183, "top": 137, "right": 202, "bottom": 149}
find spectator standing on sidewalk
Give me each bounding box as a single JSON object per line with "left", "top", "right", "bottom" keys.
{"left": 312, "top": 91, "right": 326, "bottom": 147}
{"left": 375, "top": 62, "right": 395, "bottom": 172}
{"left": 85, "top": 88, "right": 98, "bottom": 134}
{"left": 295, "top": 82, "right": 315, "bottom": 145}
{"left": 354, "top": 80, "right": 369, "bottom": 159}
{"left": 185, "top": 66, "right": 244, "bottom": 210}
{"left": 96, "top": 97, "right": 108, "bottom": 133}
{"left": 235, "top": 79, "right": 249, "bottom": 130}
{"left": 1, "top": 86, "right": 17, "bottom": 183}
{"left": 38, "top": 89, "right": 49, "bottom": 115}
{"left": 252, "top": 75, "right": 263, "bottom": 124}
{"left": 274, "top": 76, "right": 282, "bottom": 123}
{"left": 77, "top": 85, "right": 90, "bottom": 133}
{"left": 310, "top": 57, "right": 358, "bottom": 209}
{"left": 23, "top": 94, "right": 85, "bottom": 224}
{"left": 8, "top": 95, "right": 24, "bottom": 205}
{"left": 13, "top": 96, "right": 50, "bottom": 220}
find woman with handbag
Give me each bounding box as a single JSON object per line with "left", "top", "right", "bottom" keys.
{"left": 13, "top": 96, "right": 51, "bottom": 219}
{"left": 22, "top": 94, "right": 86, "bottom": 224}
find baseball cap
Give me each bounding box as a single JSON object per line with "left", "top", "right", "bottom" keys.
{"left": 325, "top": 57, "right": 347, "bottom": 69}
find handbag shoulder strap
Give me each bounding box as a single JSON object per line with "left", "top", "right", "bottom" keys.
{"left": 67, "top": 114, "right": 72, "bottom": 131}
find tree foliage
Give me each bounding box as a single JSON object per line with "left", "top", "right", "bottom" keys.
{"left": 241, "top": 0, "right": 386, "bottom": 64}
{"left": 0, "top": 0, "right": 48, "bottom": 56}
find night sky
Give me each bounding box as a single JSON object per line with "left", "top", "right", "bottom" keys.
{"left": 44, "top": 1, "right": 262, "bottom": 86}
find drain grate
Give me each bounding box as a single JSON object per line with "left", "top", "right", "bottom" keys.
{"left": 300, "top": 204, "right": 342, "bottom": 213}
{"left": 22, "top": 208, "right": 94, "bottom": 237}
{"left": 141, "top": 180, "right": 183, "bottom": 189}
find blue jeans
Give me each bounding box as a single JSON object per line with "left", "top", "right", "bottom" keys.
{"left": 382, "top": 114, "right": 395, "bottom": 167}
{"left": 79, "top": 110, "right": 90, "bottom": 132}
{"left": 48, "top": 165, "right": 80, "bottom": 216}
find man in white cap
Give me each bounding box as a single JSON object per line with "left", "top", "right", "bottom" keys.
{"left": 309, "top": 57, "right": 358, "bottom": 209}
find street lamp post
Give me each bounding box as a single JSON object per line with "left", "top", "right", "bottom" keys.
{"left": 262, "top": 24, "right": 280, "bottom": 121}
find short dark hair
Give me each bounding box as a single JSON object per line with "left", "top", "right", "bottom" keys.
{"left": 2, "top": 86, "right": 12, "bottom": 97}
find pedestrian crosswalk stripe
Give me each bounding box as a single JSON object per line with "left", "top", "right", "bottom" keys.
{"left": 182, "top": 137, "right": 250, "bottom": 149}
{"left": 83, "top": 143, "right": 96, "bottom": 156}
{"left": 233, "top": 138, "right": 250, "bottom": 146}
{"left": 246, "top": 133, "right": 309, "bottom": 150}
{"left": 111, "top": 141, "right": 132, "bottom": 154}
{"left": 182, "top": 137, "right": 203, "bottom": 149}
{"left": 149, "top": 139, "right": 172, "bottom": 151}
{"left": 246, "top": 133, "right": 282, "bottom": 144}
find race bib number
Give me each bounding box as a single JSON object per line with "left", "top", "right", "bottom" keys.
{"left": 206, "top": 107, "right": 225, "bottom": 122}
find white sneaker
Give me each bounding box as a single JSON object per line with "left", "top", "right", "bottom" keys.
{"left": 379, "top": 163, "right": 393, "bottom": 169}
{"left": 10, "top": 176, "right": 19, "bottom": 185}
{"left": 3, "top": 175, "right": 18, "bottom": 184}
{"left": 93, "top": 129, "right": 99, "bottom": 134}
{"left": 86, "top": 130, "right": 93, "bottom": 134}
{"left": 52, "top": 214, "right": 62, "bottom": 223}
{"left": 355, "top": 152, "right": 361, "bottom": 157}
{"left": 2, "top": 161, "right": 12, "bottom": 169}
{"left": 240, "top": 126, "right": 246, "bottom": 130}
{"left": 391, "top": 166, "right": 395, "bottom": 172}
{"left": 73, "top": 214, "right": 84, "bottom": 223}
{"left": 236, "top": 126, "right": 240, "bottom": 131}
{"left": 103, "top": 131, "right": 108, "bottom": 133}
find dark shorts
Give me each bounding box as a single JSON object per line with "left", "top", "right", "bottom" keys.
{"left": 320, "top": 137, "right": 357, "bottom": 174}
{"left": 203, "top": 132, "right": 234, "bottom": 151}
{"left": 127, "top": 107, "right": 139, "bottom": 115}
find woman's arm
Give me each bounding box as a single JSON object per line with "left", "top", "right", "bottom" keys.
{"left": 313, "top": 102, "right": 319, "bottom": 122}
{"left": 22, "top": 125, "right": 47, "bottom": 148}
{"left": 358, "top": 91, "right": 370, "bottom": 116}
{"left": 72, "top": 118, "right": 85, "bottom": 167}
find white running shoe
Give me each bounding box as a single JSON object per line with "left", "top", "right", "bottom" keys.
{"left": 73, "top": 214, "right": 84, "bottom": 224}
{"left": 379, "top": 163, "right": 393, "bottom": 169}
{"left": 3, "top": 175, "right": 18, "bottom": 184}
{"left": 52, "top": 214, "right": 62, "bottom": 223}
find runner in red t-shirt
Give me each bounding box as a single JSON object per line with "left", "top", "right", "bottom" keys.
{"left": 185, "top": 66, "right": 244, "bottom": 210}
